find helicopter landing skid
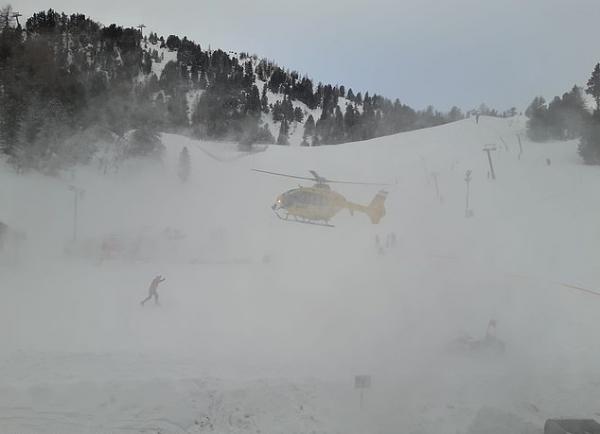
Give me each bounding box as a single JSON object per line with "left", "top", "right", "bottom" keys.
{"left": 272, "top": 209, "right": 334, "bottom": 228}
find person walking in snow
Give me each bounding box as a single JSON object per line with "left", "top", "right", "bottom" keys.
{"left": 140, "top": 275, "right": 165, "bottom": 306}
{"left": 375, "top": 235, "right": 384, "bottom": 255}
{"left": 485, "top": 319, "right": 497, "bottom": 341}
{"left": 386, "top": 232, "right": 397, "bottom": 248}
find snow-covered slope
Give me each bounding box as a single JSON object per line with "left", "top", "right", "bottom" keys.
{"left": 2, "top": 116, "right": 600, "bottom": 433}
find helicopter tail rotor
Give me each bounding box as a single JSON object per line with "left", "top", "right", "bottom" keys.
{"left": 345, "top": 190, "right": 387, "bottom": 224}
{"left": 365, "top": 190, "right": 388, "bottom": 224}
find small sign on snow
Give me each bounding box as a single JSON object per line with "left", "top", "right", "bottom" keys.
{"left": 354, "top": 375, "right": 371, "bottom": 389}
{"left": 355, "top": 375, "right": 371, "bottom": 409}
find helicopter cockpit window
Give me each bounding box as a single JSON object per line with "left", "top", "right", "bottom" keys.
{"left": 295, "top": 191, "right": 309, "bottom": 205}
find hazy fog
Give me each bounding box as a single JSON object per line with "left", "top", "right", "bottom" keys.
{"left": 2, "top": 118, "right": 600, "bottom": 432}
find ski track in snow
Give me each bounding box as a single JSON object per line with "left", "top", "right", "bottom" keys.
{"left": 2, "top": 116, "right": 600, "bottom": 433}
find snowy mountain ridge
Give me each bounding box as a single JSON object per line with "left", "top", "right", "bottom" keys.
{"left": 1, "top": 8, "right": 483, "bottom": 175}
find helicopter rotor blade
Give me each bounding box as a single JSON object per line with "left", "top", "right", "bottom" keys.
{"left": 307, "top": 170, "right": 391, "bottom": 186}
{"left": 251, "top": 169, "right": 317, "bottom": 182}
{"left": 325, "top": 179, "right": 392, "bottom": 186}
{"left": 253, "top": 168, "right": 392, "bottom": 186}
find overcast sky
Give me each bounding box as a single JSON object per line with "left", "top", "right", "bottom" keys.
{"left": 16, "top": 0, "right": 600, "bottom": 111}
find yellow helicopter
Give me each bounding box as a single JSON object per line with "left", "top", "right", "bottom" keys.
{"left": 253, "top": 169, "right": 389, "bottom": 227}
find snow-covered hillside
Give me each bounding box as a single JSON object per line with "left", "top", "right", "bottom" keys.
{"left": 2, "top": 116, "right": 600, "bottom": 433}
{"left": 141, "top": 39, "right": 364, "bottom": 147}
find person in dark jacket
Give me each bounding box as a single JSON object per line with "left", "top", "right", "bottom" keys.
{"left": 141, "top": 275, "right": 165, "bottom": 306}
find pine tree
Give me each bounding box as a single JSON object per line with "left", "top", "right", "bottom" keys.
{"left": 190, "top": 64, "right": 199, "bottom": 84}
{"left": 243, "top": 60, "right": 255, "bottom": 88}
{"left": 256, "top": 124, "right": 275, "bottom": 144}
{"left": 127, "top": 126, "right": 164, "bottom": 158}
{"left": 282, "top": 97, "right": 294, "bottom": 121}
{"left": 303, "top": 114, "right": 315, "bottom": 140}
{"left": 363, "top": 91, "right": 371, "bottom": 106}
{"left": 312, "top": 131, "right": 320, "bottom": 146}
{"left": 178, "top": 146, "right": 191, "bottom": 182}
{"left": 477, "top": 103, "right": 490, "bottom": 116}
{"left": 448, "top": 106, "right": 463, "bottom": 122}
{"left": 167, "top": 89, "right": 189, "bottom": 127}
{"left": 546, "top": 96, "right": 565, "bottom": 139}
{"left": 561, "top": 85, "right": 588, "bottom": 139}
{"left": 344, "top": 104, "right": 357, "bottom": 140}
{"left": 333, "top": 105, "right": 345, "bottom": 142}
{"left": 166, "top": 35, "right": 181, "bottom": 50}
{"left": 13, "top": 97, "right": 45, "bottom": 170}
{"left": 294, "top": 106, "right": 304, "bottom": 123}
{"left": 0, "top": 89, "right": 23, "bottom": 158}
{"left": 271, "top": 101, "right": 284, "bottom": 121}
{"left": 142, "top": 51, "right": 152, "bottom": 75}
{"left": 198, "top": 70, "right": 208, "bottom": 89}
{"left": 261, "top": 83, "right": 269, "bottom": 113}
{"left": 159, "top": 61, "right": 181, "bottom": 93}
{"left": 586, "top": 63, "right": 600, "bottom": 111}
{"left": 579, "top": 111, "right": 600, "bottom": 164}
{"left": 246, "top": 85, "right": 261, "bottom": 116}
{"left": 347, "top": 88, "right": 355, "bottom": 102}
{"left": 277, "top": 120, "right": 289, "bottom": 145}
{"left": 525, "top": 96, "right": 549, "bottom": 142}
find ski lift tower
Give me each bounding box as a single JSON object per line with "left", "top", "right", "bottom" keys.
{"left": 11, "top": 12, "right": 22, "bottom": 26}
{"left": 68, "top": 185, "right": 85, "bottom": 242}
{"left": 464, "top": 169, "right": 474, "bottom": 217}
{"left": 354, "top": 375, "right": 371, "bottom": 409}
{"left": 483, "top": 144, "right": 497, "bottom": 180}
{"left": 431, "top": 171, "right": 442, "bottom": 203}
